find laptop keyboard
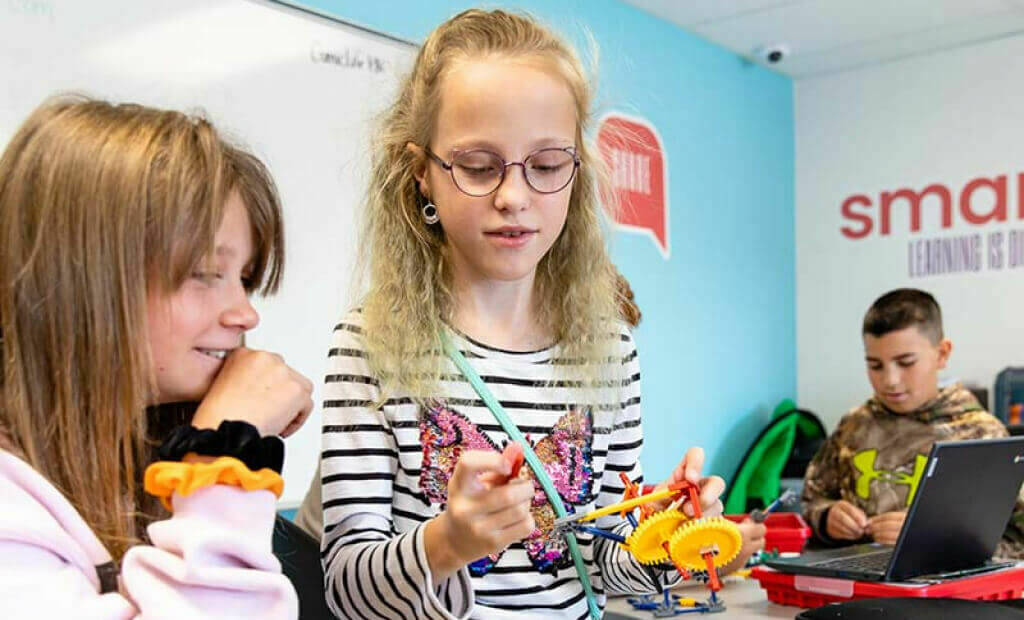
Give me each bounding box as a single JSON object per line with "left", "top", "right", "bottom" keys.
{"left": 811, "top": 550, "right": 893, "bottom": 574}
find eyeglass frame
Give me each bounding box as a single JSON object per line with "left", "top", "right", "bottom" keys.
{"left": 421, "top": 145, "right": 580, "bottom": 197}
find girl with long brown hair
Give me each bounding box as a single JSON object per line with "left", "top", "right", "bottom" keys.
{"left": 313, "top": 9, "right": 727, "bottom": 619}
{"left": 0, "top": 97, "right": 311, "bottom": 618}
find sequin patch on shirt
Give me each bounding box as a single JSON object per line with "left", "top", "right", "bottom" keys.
{"left": 420, "top": 403, "right": 594, "bottom": 575}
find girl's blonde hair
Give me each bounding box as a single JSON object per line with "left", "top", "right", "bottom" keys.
{"left": 0, "top": 96, "right": 284, "bottom": 560}
{"left": 360, "top": 9, "right": 619, "bottom": 399}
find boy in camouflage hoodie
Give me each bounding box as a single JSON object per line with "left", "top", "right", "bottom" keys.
{"left": 802, "top": 288, "right": 1024, "bottom": 559}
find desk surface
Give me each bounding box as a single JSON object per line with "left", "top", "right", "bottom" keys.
{"left": 604, "top": 575, "right": 800, "bottom": 620}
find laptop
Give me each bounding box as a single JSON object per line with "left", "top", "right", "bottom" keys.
{"left": 766, "top": 437, "right": 1024, "bottom": 582}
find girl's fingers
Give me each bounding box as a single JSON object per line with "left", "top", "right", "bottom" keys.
{"left": 698, "top": 475, "right": 725, "bottom": 508}
{"left": 481, "top": 500, "right": 536, "bottom": 534}
{"left": 671, "top": 446, "right": 706, "bottom": 484}
{"left": 701, "top": 499, "right": 724, "bottom": 517}
{"left": 474, "top": 479, "right": 535, "bottom": 515}
{"left": 453, "top": 451, "right": 512, "bottom": 483}
{"left": 679, "top": 476, "right": 723, "bottom": 517}
{"left": 279, "top": 396, "right": 314, "bottom": 437}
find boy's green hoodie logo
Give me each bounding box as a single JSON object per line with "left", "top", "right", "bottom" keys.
{"left": 852, "top": 449, "right": 929, "bottom": 505}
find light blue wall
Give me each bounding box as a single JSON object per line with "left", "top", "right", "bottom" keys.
{"left": 294, "top": 0, "right": 795, "bottom": 487}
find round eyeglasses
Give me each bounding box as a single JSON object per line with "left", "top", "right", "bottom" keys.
{"left": 423, "top": 145, "right": 580, "bottom": 197}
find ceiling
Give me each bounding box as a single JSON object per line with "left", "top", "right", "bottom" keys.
{"left": 621, "top": 0, "right": 1024, "bottom": 78}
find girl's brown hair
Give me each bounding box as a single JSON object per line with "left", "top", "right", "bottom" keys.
{"left": 0, "top": 96, "right": 284, "bottom": 560}
{"left": 359, "top": 9, "right": 619, "bottom": 400}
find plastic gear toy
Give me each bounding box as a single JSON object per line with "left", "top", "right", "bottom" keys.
{"left": 667, "top": 516, "right": 742, "bottom": 571}
{"left": 626, "top": 509, "right": 691, "bottom": 565}
{"left": 552, "top": 473, "right": 743, "bottom": 615}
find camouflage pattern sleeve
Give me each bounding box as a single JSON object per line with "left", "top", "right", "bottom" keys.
{"left": 949, "top": 409, "right": 1009, "bottom": 441}
{"left": 801, "top": 419, "right": 848, "bottom": 542}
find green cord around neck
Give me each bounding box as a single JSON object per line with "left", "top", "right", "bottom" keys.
{"left": 440, "top": 331, "right": 601, "bottom": 620}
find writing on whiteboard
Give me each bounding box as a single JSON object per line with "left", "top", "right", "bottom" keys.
{"left": 311, "top": 43, "right": 387, "bottom": 73}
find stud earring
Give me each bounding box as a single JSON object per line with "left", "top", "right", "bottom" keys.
{"left": 422, "top": 202, "right": 439, "bottom": 225}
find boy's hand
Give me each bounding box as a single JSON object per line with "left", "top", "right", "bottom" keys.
{"left": 826, "top": 500, "right": 868, "bottom": 540}
{"left": 424, "top": 450, "right": 535, "bottom": 580}
{"left": 192, "top": 347, "right": 314, "bottom": 437}
{"left": 866, "top": 511, "right": 906, "bottom": 545}
{"left": 651, "top": 447, "right": 725, "bottom": 516}
{"left": 720, "top": 518, "right": 766, "bottom": 575}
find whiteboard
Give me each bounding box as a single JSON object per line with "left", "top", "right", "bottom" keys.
{"left": 1, "top": 0, "right": 415, "bottom": 504}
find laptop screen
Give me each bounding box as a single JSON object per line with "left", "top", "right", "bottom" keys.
{"left": 885, "top": 437, "right": 1024, "bottom": 580}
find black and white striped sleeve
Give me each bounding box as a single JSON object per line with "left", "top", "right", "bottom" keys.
{"left": 320, "top": 316, "right": 473, "bottom": 619}
{"left": 591, "top": 328, "right": 681, "bottom": 594}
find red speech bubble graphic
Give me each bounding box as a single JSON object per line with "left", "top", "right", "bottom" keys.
{"left": 596, "top": 113, "right": 669, "bottom": 258}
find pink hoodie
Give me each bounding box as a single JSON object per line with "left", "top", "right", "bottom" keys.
{"left": 0, "top": 450, "right": 298, "bottom": 619}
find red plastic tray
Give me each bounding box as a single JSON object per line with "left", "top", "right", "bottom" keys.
{"left": 751, "top": 564, "right": 1024, "bottom": 608}
{"left": 724, "top": 512, "right": 812, "bottom": 553}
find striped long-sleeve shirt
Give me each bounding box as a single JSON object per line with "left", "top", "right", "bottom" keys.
{"left": 320, "top": 310, "right": 674, "bottom": 619}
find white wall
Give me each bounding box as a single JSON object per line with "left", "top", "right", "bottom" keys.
{"left": 796, "top": 35, "right": 1024, "bottom": 428}
{"left": 1, "top": 0, "right": 412, "bottom": 504}
{"left": 309, "top": 0, "right": 797, "bottom": 483}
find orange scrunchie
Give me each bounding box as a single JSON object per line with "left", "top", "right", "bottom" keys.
{"left": 144, "top": 456, "right": 284, "bottom": 511}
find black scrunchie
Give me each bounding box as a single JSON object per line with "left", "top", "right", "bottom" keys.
{"left": 159, "top": 420, "right": 284, "bottom": 474}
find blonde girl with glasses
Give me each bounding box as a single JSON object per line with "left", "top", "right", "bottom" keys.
{"left": 314, "top": 9, "right": 726, "bottom": 619}
{"left": 0, "top": 97, "right": 313, "bottom": 618}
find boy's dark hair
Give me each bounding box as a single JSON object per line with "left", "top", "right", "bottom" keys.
{"left": 863, "top": 288, "right": 943, "bottom": 344}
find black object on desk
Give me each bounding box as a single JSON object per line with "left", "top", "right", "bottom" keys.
{"left": 796, "top": 597, "right": 1024, "bottom": 619}
{"left": 272, "top": 515, "right": 334, "bottom": 620}
{"left": 766, "top": 437, "right": 1024, "bottom": 582}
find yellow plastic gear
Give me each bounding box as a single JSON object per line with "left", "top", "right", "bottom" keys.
{"left": 666, "top": 516, "right": 742, "bottom": 571}
{"left": 623, "top": 509, "right": 690, "bottom": 565}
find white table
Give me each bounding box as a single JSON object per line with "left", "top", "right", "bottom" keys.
{"left": 604, "top": 574, "right": 802, "bottom": 619}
